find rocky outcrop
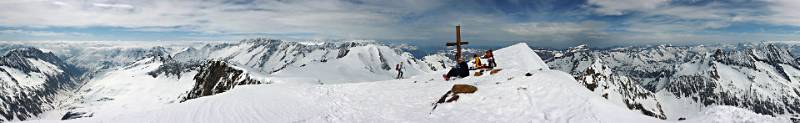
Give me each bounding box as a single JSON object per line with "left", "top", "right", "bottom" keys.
{"left": 181, "top": 60, "right": 263, "bottom": 102}
{"left": 147, "top": 60, "right": 203, "bottom": 79}
{"left": 450, "top": 84, "right": 478, "bottom": 94}
{"left": 432, "top": 84, "right": 478, "bottom": 110}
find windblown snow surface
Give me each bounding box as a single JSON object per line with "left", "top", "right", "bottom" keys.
{"left": 19, "top": 43, "right": 787, "bottom": 123}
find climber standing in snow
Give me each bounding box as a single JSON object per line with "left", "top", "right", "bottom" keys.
{"left": 484, "top": 49, "right": 496, "bottom": 69}
{"left": 396, "top": 62, "right": 404, "bottom": 79}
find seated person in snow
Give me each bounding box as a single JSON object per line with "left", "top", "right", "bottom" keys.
{"left": 483, "top": 50, "right": 496, "bottom": 68}
{"left": 443, "top": 61, "right": 470, "bottom": 81}
{"left": 472, "top": 54, "right": 483, "bottom": 69}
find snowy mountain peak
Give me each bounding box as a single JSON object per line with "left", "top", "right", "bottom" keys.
{"left": 4, "top": 47, "right": 52, "bottom": 58}
{"left": 568, "top": 44, "right": 590, "bottom": 52}
{"left": 590, "top": 59, "right": 611, "bottom": 76}
{"left": 751, "top": 43, "right": 798, "bottom": 66}
{"left": 145, "top": 46, "right": 172, "bottom": 59}
{"left": 494, "top": 43, "right": 548, "bottom": 71}
{"left": 544, "top": 43, "right": 800, "bottom": 120}
{"left": 0, "top": 41, "right": 794, "bottom": 122}
{"left": 576, "top": 58, "right": 667, "bottom": 119}
{"left": 272, "top": 43, "right": 431, "bottom": 84}
{"left": 239, "top": 38, "right": 282, "bottom": 44}
{"left": 0, "top": 47, "right": 78, "bottom": 77}
{"left": 0, "top": 47, "right": 82, "bottom": 122}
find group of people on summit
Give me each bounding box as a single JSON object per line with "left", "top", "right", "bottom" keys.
{"left": 471, "top": 49, "right": 496, "bottom": 69}
{"left": 394, "top": 50, "right": 496, "bottom": 80}
{"left": 441, "top": 50, "right": 496, "bottom": 81}
{"left": 395, "top": 25, "right": 497, "bottom": 80}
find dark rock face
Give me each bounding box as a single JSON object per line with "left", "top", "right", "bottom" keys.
{"left": 182, "top": 60, "right": 263, "bottom": 101}
{"left": 60, "top": 111, "right": 92, "bottom": 120}
{"left": 0, "top": 48, "right": 83, "bottom": 122}
{"left": 544, "top": 43, "right": 800, "bottom": 120}
{"left": 577, "top": 66, "right": 600, "bottom": 91}
{"left": 337, "top": 42, "right": 359, "bottom": 59}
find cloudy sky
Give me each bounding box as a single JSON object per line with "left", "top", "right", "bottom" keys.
{"left": 1, "top": 0, "right": 800, "bottom": 48}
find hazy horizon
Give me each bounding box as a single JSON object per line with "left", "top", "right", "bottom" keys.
{"left": 2, "top": 0, "right": 800, "bottom": 48}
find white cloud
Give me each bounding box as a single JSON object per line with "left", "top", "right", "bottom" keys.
{"left": 0, "top": 0, "right": 196, "bottom": 27}
{"left": 0, "top": 0, "right": 797, "bottom": 44}
{"left": 587, "top": 0, "right": 668, "bottom": 15}
{"left": 764, "top": 0, "right": 800, "bottom": 26}
{"left": 0, "top": 29, "right": 90, "bottom": 37}
{"left": 505, "top": 22, "right": 603, "bottom": 35}
{"left": 501, "top": 21, "right": 610, "bottom": 42}
{"left": 588, "top": 0, "right": 800, "bottom": 27}
{"left": 91, "top": 3, "right": 134, "bottom": 9}
{"left": 0, "top": 0, "right": 446, "bottom": 40}
{"left": 50, "top": 1, "right": 68, "bottom": 6}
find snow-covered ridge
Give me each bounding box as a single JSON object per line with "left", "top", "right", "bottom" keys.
{"left": 22, "top": 42, "right": 781, "bottom": 123}
{"left": 0, "top": 40, "right": 791, "bottom": 122}
{"left": 271, "top": 43, "right": 432, "bottom": 83}
{"left": 1, "top": 38, "right": 450, "bottom": 121}
{"left": 576, "top": 58, "right": 667, "bottom": 119}
{"left": 543, "top": 43, "right": 800, "bottom": 120}
{"left": 493, "top": 43, "right": 548, "bottom": 71}
{"left": 0, "top": 48, "right": 82, "bottom": 122}
{"left": 22, "top": 42, "right": 660, "bottom": 123}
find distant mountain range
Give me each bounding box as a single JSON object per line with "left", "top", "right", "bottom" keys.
{"left": 539, "top": 43, "right": 800, "bottom": 121}
{"left": 0, "top": 40, "right": 797, "bottom": 122}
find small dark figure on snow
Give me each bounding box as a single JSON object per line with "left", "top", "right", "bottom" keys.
{"left": 396, "top": 62, "right": 404, "bottom": 79}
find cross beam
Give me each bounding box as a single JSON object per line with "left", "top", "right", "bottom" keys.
{"left": 446, "top": 25, "right": 469, "bottom": 62}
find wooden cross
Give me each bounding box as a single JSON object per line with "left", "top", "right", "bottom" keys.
{"left": 446, "top": 25, "right": 469, "bottom": 62}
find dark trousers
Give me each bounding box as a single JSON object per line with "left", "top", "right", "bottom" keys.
{"left": 488, "top": 58, "right": 496, "bottom": 68}
{"left": 397, "top": 71, "right": 403, "bottom": 79}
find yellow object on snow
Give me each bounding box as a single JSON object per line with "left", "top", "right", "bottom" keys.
{"left": 473, "top": 56, "right": 482, "bottom": 68}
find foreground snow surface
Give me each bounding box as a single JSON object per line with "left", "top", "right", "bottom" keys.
{"left": 38, "top": 69, "right": 661, "bottom": 123}
{"left": 29, "top": 70, "right": 786, "bottom": 123}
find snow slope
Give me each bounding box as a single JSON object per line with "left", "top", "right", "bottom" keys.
{"left": 272, "top": 44, "right": 431, "bottom": 84}
{"left": 493, "top": 43, "right": 548, "bottom": 71}
{"left": 49, "top": 70, "right": 665, "bottom": 123}
{"left": 6, "top": 42, "right": 790, "bottom": 123}
{"left": 44, "top": 43, "right": 669, "bottom": 122}
{"left": 40, "top": 57, "right": 196, "bottom": 120}
{"left": 685, "top": 105, "right": 790, "bottom": 123}
{"left": 1, "top": 39, "right": 447, "bottom": 122}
